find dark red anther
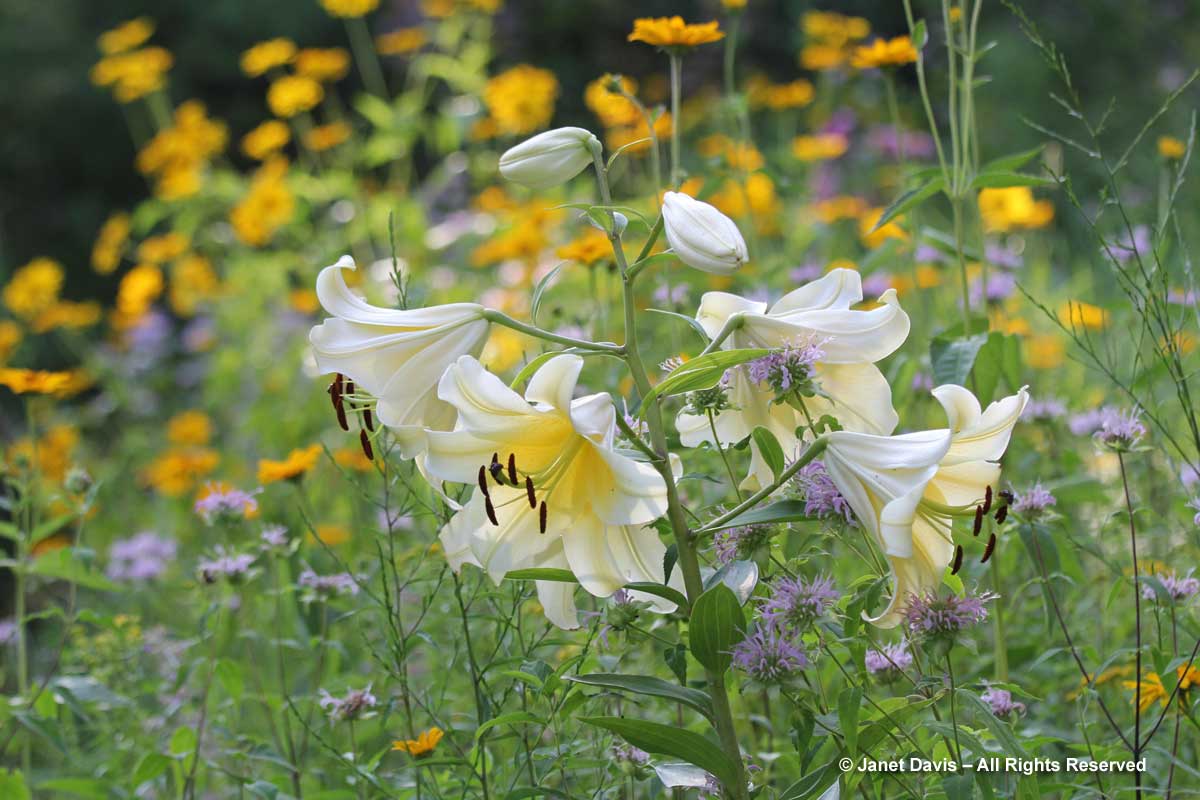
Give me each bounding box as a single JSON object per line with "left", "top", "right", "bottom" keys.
{"left": 951, "top": 545, "right": 964, "bottom": 575}
{"left": 981, "top": 532, "right": 997, "bottom": 563}
{"left": 525, "top": 476, "right": 536, "bottom": 508}
{"left": 329, "top": 373, "right": 344, "bottom": 406}
{"left": 359, "top": 429, "right": 374, "bottom": 461}
{"left": 485, "top": 496, "right": 499, "bottom": 526}
{"left": 995, "top": 504, "right": 1009, "bottom": 525}
{"left": 489, "top": 452, "right": 504, "bottom": 482}
{"left": 334, "top": 398, "right": 349, "bottom": 431}
{"left": 998, "top": 489, "right": 1014, "bottom": 504}
{"left": 538, "top": 501, "right": 548, "bottom": 534}
{"left": 982, "top": 485, "right": 993, "bottom": 514}
{"left": 972, "top": 505, "right": 985, "bottom": 537}
{"left": 477, "top": 465, "right": 491, "bottom": 498}
{"left": 363, "top": 407, "right": 375, "bottom": 432}
{"left": 507, "top": 453, "right": 518, "bottom": 485}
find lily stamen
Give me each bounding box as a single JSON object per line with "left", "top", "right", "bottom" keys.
{"left": 951, "top": 545, "right": 964, "bottom": 575}
{"left": 981, "top": 532, "right": 998, "bottom": 563}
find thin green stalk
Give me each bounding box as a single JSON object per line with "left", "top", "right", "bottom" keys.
{"left": 990, "top": 552, "right": 1008, "bottom": 682}
{"left": 946, "top": 656, "right": 963, "bottom": 764}
{"left": 669, "top": 53, "right": 682, "bottom": 188}
{"left": 593, "top": 153, "right": 748, "bottom": 800}
{"left": 483, "top": 309, "right": 623, "bottom": 353}
{"left": 707, "top": 410, "right": 743, "bottom": 501}
{"left": 345, "top": 16, "right": 388, "bottom": 98}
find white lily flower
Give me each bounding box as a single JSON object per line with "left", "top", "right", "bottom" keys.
{"left": 823, "top": 384, "right": 1029, "bottom": 628}
{"left": 499, "top": 127, "right": 600, "bottom": 189}
{"left": 426, "top": 354, "right": 672, "bottom": 628}
{"left": 308, "top": 256, "right": 491, "bottom": 457}
{"left": 676, "top": 268, "right": 910, "bottom": 489}
{"left": 661, "top": 191, "right": 749, "bottom": 275}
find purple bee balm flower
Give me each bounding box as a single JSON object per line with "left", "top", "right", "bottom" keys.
{"left": 1068, "top": 405, "right": 1119, "bottom": 436}
{"left": 730, "top": 622, "right": 809, "bottom": 683}
{"left": 1021, "top": 397, "right": 1067, "bottom": 421}
{"left": 969, "top": 270, "right": 1017, "bottom": 306}
{"left": 712, "top": 524, "right": 773, "bottom": 566}
{"left": 746, "top": 341, "right": 824, "bottom": 398}
{"left": 318, "top": 685, "right": 377, "bottom": 721}
{"left": 298, "top": 568, "right": 360, "bottom": 598}
{"left": 981, "top": 684, "right": 1026, "bottom": 718}
{"left": 904, "top": 589, "right": 997, "bottom": 638}
{"left": 1169, "top": 288, "right": 1198, "bottom": 305}
{"left": 260, "top": 524, "right": 289, "bottom": 550}
{"left": 1011, "top": 482, "right": 1057, "bottom": 521}
{"left": 761, "top": 574, "right": 840, "bottom": 629}
{"left": 915, "top": 243, "right": 945, "bottom": 263}
{"left": 821, "top": 108, "right": 857, "bottom": 136}
{"left": 107, "top": 532, "right": 177, "bottom": 581}
{"left": 1110, "top": 225, "right": 1152, "bottom": 265}
{"left": 194, "top": 483, "right": 261, "bottom": 525}
{"left": 865, "top": 642, "right": 913, "bottom": 678}
{"left": 792, "top": 460, "right": 855, "bottom": 524}
{"left": 1190, "top": 498, "right": 1200, "bottom": 526}
{"left": 1182, "top": 464, "right": 1200, "bottom": 489}
{"left": 790, "top": 261, "right": 825, "bottom": 284}
{"left": 911, "top": 371, "right": 934, "bottom": 392}
{"left": 985, "top": 241, "right": 1025, "bottom": 270}
{"left": 1144, "top": 569, "right": 1200, "bottom": 602}
{"left": 860, "top": 272, "right": 893, "bottom": 298}
{"left": 0, "top": 620, "right": 17, "bottom": 646}
{"left": 612, "top": 743, "right": 649, "bottom": 766}
{"left": 1094, "top": 408, "right": 1146, "bottom": 450}
{"left": 866, "top": 125, "right": 935, "bottom": 160}
{"left": 197, "top": 546, "right": 256, "bottom": 583}
{"left": 653, "top": 282, "right": 690, "bottom": 307}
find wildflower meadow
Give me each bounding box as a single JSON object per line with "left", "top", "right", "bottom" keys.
{"left": 4, "top": 1, "right": 1200, "bottom": 797}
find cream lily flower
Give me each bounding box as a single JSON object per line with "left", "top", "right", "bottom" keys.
{"left": 426, "top": 354, "right": 672, "bottom": 629}
{"left": 823, "top": 384, "right": 1029, "bottom": 628}
{"left": 309, "top": 256, "right": 490, "bottom": 457}
{"left": 676, "top": 268, "right": 910, "bottom": 489}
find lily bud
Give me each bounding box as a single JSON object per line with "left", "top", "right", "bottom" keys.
{"left": 661, "top": 191, "right": 748, "bottom": 275}
{"left": 498, "top": 127, "right": 600, "bottom": 189}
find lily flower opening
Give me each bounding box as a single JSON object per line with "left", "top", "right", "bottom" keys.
{"left": 426, "top": 354, "right": 677, "bottom": 628}
{"left": 676, "top": 268, "right": 911, "bottom": 491}
{"left": 309, "top": 256, "right": 491, "bottom": 456}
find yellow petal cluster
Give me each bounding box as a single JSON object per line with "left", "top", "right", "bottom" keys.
{"left": 91, "top": 46, "right": 173, "bottom": 103}
{"left": 3, "top": 258, "right": 64, "bottom": 320}
{"left": 792, "top": 133, "right": 849, "bottom": 161}
{"left": 851, "top": 36, "right": 919, "bottom": 69}
{"left": 136, "top": 101, "right": 228, "bottom": 200}
{"left": 977, "top": 187, "right": 1054, "bottom": 232}
{"left": 241, "top": 120, "right": 292, "bottom": 160}
{"left": 98, "top": 17, "right": 155, "bottom": 55}
{"left": 746, "top": 76, "right": 814, "bottom": 110}
{"left": 627, "top": 17, "right": 725, "bottom": 48}
{"left": 319, "top": 0, "right": 379, "bottom": 17}
{"left": 305, "top": 121, "right": 352, "bottom": 152}
{"left": 295, "top": 48, "right": 351, "bottom": 83}
{"left": 241, "top": 38, "right": 297, "bottom": 77}
{"left": 92, "top": 213, "right": 130, "bottom": 274}
{"left": 231, "top": 157, "right": 295, "bottom": 247}
{"left": 482, "top": 65, "right": 559, "bottom": 137}
{"left": 377, "top": 28, "right": 427, "bottom": 56}
{"left": 268, "top": 75, "right": 324, "bottom": 118}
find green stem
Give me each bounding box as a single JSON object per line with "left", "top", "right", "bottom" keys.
{"left": 698, "top": 437, "right": 829, "bottom": 534}
{"left": 345, "top": 16, "right": 388, "bottom": 98}
{"left": 483, "top": 309, "right": 623, "bottom": 353}
{"left": 668, "top": 53, "right": 682, "bottom": 188}
{"left": 990, "top": 549, "right": 1009, "bottom": 682}
{"left": 593, "top": 153, "right": 747, "bottom": 800}
{"left": 946, "top": 655, "right": 963, "bottom": 764}
{"left": 708, "top": 410, "right": 743, "bottom": 501}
